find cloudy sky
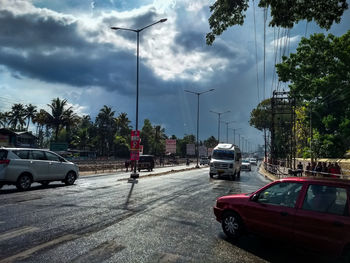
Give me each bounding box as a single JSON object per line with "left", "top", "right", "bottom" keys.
{"left": 0, "top": 0, "right": 349, "bottom": 149}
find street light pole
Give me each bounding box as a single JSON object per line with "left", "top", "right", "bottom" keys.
{"left": 210, "top": 110, "right": 230, "bottom": 143}
{"left": 220, "top": 121, "right": 236, "bottom": 143}
{"left": 229, "top": 128, "right": 241, "bottom": 145}
{"left": 184, "top": 89, "right": 214, "bottom": 168}
{"left": 111, "top": 18, "right": 167, "bottom": 179}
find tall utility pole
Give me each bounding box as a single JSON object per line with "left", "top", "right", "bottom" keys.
{"left": 185, "top": 89, "right": 214, "bottom": 168}
{"left": 210, "top": 110, "right": 230, "bottom": 143}
{"left": 111, "top": 18, "right": 167, "bottom": 180}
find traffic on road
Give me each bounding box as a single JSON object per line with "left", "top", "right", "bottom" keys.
{"left": 0, "top": 163, "right": 343, "bottom": 263}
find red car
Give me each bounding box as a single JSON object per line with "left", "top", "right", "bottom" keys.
{"left": 214, "top": 177, "right": 350, "bottom": 261}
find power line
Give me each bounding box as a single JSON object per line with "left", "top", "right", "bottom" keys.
{"left": 252, "top": 0, "right": 260, "bottom": 104}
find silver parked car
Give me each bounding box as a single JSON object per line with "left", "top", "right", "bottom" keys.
{"left": 241, "top": 159, "right": 251, "bottom": 171}
{"left": 0, "top": 148, "right": 79, "bottom": 190}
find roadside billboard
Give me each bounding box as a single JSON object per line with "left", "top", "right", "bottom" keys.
{"left": 165, "top": 139, "right": 176, "bottom": 154}
{"left": 198, "top": 146, "right": 207, "bottom": 156}
{"left": 186, "top": 144, "right": 195, "bottom": 156}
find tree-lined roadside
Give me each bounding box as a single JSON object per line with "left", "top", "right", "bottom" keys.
{"left": 0, "top": 98, "right": 219, "bottom": 158}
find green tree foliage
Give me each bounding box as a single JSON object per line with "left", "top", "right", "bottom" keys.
{"left": 276, "top": 31, "right": 350, "bottom": 157}
{"left": 204, "top": 135, "right": 218, "bottom": 148}
{"left": 249, "top": 99, "right": 271, "bottom": 131}
{"left": 95, "top": 105, "right": 117, "bottom": 156}
{"left": 206, "top": 0, "right": 348, "bottom": 45}
{"left": 24, "top": 104, "right": 37, "bottom": 131}
{"left": 8, "top": 104, "right": 26, "bottom": 131}
{"left": 0, "top": 112, "right": 9, "bottom": 128}
{"left": 45, "top": 98, "right": 73, "bottom": 142}
{"left": 176, "top": 134, "right": 196, "bottom": 157}
{"left": 140, "top": 119, "right": 153, "bottom": 155}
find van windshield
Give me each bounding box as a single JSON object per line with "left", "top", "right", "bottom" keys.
{"left": 212, "top": 150, "right": 234, "bottom": 160}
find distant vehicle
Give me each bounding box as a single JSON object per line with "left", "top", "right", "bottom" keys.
{"left": 249, "top": 158, "right": 257, "bottom": 165}
{"left": 241, "top": 159, "right": 251, "bottom": 171}
{"left": 209, "top": 144, "right": 242, "bottom": 180}
{"left": 200, "top": 156, "right": 210, "bottom": 165}
{"left": 213, "top": 177, "right": 350, "bottom": 261}
{"left": 0, "top": 148, "right": 79, "bottom": 191}
{"left": 137, "top": 155, "right": 155, "bottom": 172}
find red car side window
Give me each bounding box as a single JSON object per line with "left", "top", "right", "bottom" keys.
{"left": 302, "top": 184, "right": 349, "bottom": 216}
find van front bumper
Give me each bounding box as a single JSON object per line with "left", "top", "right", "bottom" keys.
{"left": 210, "top": 167, "right": 235, "bottom": 176}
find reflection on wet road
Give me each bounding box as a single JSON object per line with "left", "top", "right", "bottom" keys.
{"left": 0, "top": 166, "right": 330, "bottom": 262}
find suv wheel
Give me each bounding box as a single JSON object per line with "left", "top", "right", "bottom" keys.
{"left": 16, "top": 174, "right": 32, "bottom": 191}
{"left": 209, "top": 173, "right": 214, "bottom": 178}
{"left": 64, "top": 172, "right": 76, "bottom": 186}
{"left": 222, "top": 211, "right": 243, "bottom": 240}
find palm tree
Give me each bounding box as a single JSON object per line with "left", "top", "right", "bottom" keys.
{"left": 33, "top": 109, "right": 49, "bottom": 147}
{"left": 46, "top": 98, "right": 72, "bottom": 142}
{"left": 115, "top": 112, "right": 131, "bottom": 138}
{"left": 95, "top": 105, "right": 116, "bottom": 156}
{"left": 62, "top": 108, "right": 79, "bottom": 144}
{"left": 0, "top": 112, "right": 9, "bottom": 128}
{"left": 25, "top": 104, "right": 37, "bottom": 131}
{"left": 8, "top": 104, "right": 26, "bottom": 131}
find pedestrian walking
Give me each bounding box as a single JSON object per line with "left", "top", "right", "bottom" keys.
{"left": 125, "top": 160, "right": 130, "bottom": 172}
{"left": 297, "top": 162, "right": 303, "bottom": 176}
{"left": 315, "top": 162, "right": 322, "bottom": 176}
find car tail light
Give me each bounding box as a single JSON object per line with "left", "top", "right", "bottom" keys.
{"left": 0, "top": 159, "right": 10, "bottom": 165}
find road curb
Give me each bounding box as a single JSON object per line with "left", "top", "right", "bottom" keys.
{"left": 258, "top": 165, "right": 278, "bottom": 181}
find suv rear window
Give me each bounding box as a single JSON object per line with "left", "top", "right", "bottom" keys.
{"left": 0, "top": 150, "right": 8, "bottom": 160}
{"left": 13, "top": 150, "right": 30, "bottom": 159}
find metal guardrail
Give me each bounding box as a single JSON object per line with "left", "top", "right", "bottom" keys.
{"left": 263, "top": 162, "right": 349, "bottom": 180}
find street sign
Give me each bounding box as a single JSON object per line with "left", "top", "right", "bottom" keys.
{"left": 165, "top": 139, "right": 176, "bottom": 154}
{"left": 130, "top": 130, "right": 140, "bottom": 160}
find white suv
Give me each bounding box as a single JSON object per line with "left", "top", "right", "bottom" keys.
{"left": 0, "top": 148, "right": 79, "bottom": 190}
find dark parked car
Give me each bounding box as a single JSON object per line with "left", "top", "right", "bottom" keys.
{"left": 213, "top": 177, "right": 350, "bottom": 261}
{"left": 137, "top": 155, "right": 154, "bottom": 172}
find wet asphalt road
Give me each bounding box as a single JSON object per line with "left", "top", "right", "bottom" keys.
{"left": 0, "top": 166, "right": 330, "bottom": 263}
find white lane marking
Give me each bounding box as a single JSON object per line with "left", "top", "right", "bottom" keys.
{"left": 0, "top": 234, "right": 79, "bottom": 263}
{"left": 0, "top": 226, "right": 39, "bottom": 242}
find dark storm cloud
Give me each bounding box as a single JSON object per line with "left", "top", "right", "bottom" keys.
{"left": 0, "top": 7, "right": 178, "bottom": 96}
{"left": 0, "top": 10, "right": 85, "bottom": 49}
{"left": 0, "top": 4, "right": 246, "bottom": 108}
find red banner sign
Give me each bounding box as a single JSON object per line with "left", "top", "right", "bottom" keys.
{"left": 130, "top": 130, "right": 140, "bottom": 160}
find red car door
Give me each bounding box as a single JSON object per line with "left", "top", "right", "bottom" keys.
{"left": 293, "top": 184, "right": 350, "bottom": 256}
{"left": 243, "top": 182, "right": 303, "bottom": 241}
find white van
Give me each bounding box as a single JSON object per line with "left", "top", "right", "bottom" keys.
{"left": 209, "top": 144, "right": 242, "bottom": 180}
